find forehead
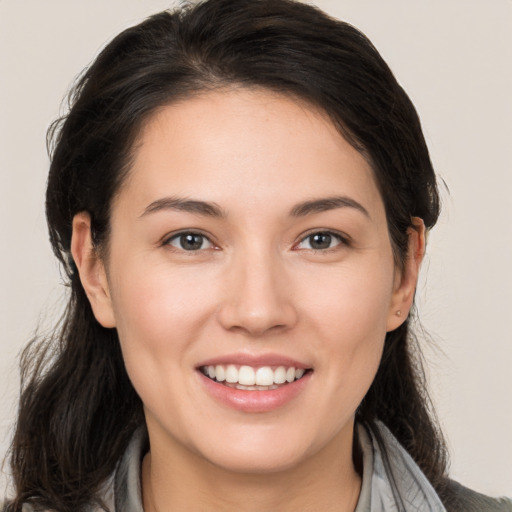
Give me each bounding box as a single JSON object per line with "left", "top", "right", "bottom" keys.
{"left": 117, "top": 88, "right": 384, "bottom": 222}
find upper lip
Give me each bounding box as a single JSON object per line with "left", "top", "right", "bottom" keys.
{"left": 196, "top": 353, "right": 311, "bottom": 369}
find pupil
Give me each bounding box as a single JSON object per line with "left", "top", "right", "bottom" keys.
{"left": 181, "top": 234, "right": 203, "bottom": 250}
{"left": 311, "top": 233, "right": 331, "bottom": 249}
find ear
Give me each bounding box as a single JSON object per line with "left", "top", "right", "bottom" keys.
{"left": 386, "top": 217, "right": 425, "bottom": 332}
{"left": 71, "top": 212, "right": 116, "bottom": 328}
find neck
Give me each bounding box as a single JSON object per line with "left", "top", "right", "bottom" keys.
{"left": 142, "top": 423, "right": 362, "bottom": 512}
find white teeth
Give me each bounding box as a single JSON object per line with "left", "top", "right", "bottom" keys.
{"left": 238, "top": 366, "right": 256, "bottom": 386}
{"left": 233, "top": 383, "right": 279, "bottom": 391}
{"left": 274, "top": 366, "right": 287, "bottom": 384}
{"left": 225, "top": 364, "right": 238, "bottom": 383}
{"left": 201, "top": 364, "right": 308, "bottom": 387}
{"left": 215, "top": 365, "right": 225, "bottom": 382}
{"left": 255, "top": 366, "right": 274, "bottom": 386}
{"left": 295, "top": 368, "right": 305, "bottom": 379}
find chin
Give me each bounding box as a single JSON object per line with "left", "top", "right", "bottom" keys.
{"left": 190, "top": 425, "right": 324, "bottom": 475}
{"left": 204, "top": 445, "right": 308, "bottom": 475}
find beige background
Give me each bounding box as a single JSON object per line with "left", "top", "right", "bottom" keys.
{"left": 1, "top": 0, "right": 511, "bottom": 498}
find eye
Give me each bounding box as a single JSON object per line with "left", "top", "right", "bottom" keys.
{"left": 165, "top": 232, "right": 214, "bottom": 251}
{"left": 296, "top": 231, "right": 345, "bottom": 251}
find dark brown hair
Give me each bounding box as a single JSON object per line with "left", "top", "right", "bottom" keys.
{"left": 6, "top": 1, "right": 447, "bottom": 510}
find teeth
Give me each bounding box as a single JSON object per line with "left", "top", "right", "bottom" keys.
{"left": 215, "top": 365, "right": 225, "bottom": 382}
{"left": 274, "top": 366, "right": 287, "bottom": 384}
{"left": 202, "top": 364, "right": 308, "bottom": 387}
{"left": 225, "top": 364, "right": 238, "bottom": 383}
{"left": 255, "top": 366, "right": 274, "bottom": 386}
{"left": 232, "top": 383, "right": 279, "bottom": 391}
{"left": 239, "top": 366, "right": 256, "bottom": 386}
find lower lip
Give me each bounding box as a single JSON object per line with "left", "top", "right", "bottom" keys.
{"left": 198, "top": 371, "right": 312, "bottom": 413}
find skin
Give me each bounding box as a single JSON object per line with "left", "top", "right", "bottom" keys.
{"left": 72, "top": 89, "right": 424, "bottom": 511}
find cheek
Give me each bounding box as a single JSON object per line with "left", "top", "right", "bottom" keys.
{"left": 106, "top": 262, "right": 222, "bottom": 435}
{"left": 110, "top": 258, "right": 214, "bottom": 336}
{"left": 107, "top": 260, "right": 219, "bottom": 387}
{"left": 296, "top": 259, "right": 393, "bottom": 404}
{"left": 298, "top": 257, "right": 395, "bottom": 344}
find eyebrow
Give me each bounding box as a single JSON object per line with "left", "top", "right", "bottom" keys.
{"left": 289, "top": 196, "right": 370, "bottom": 218}
{"left": 141, "top": 197, "right": 226, "bottom": 218}
{"left": 140, "top": 194, "right": 369, "bottom": 219}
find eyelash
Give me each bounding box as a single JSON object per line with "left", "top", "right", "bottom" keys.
{"left": 294, "top": 230, "right": 349, "bottom": 252}
{"left": 162, "top": 229, "right": 349, "bottom": 253}
{"left": 164, "top": 231, "right": 216, "bottom": 252}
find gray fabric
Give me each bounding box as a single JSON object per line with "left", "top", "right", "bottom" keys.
{"left": 113, "top": 427, "right": 145, "bottom": 512}
{"left": 355, "top": 422, "right": 446, "bottom": 511}
{"left": 443, "top": 480, "right": 512, "bottom": 512}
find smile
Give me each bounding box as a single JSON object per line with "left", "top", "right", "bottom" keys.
{"left": 200, "top": 364, "right": 309, "bottom": 390}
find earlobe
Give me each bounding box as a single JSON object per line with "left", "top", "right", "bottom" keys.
{"left": 70, "top": 212, "right": 116, "bottom": 328}
{"left": 386, "top": 217, "right": 425, "bottom": 332}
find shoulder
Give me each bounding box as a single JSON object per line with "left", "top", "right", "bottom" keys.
{"left": 443, "top": 480, "right": 512, "bottom": 512}
{"left": 363, "top": 421, "right": 512, "bottom": 512}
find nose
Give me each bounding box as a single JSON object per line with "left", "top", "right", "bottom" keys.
{"left": 217, "top": 248, "right": 298, "bottom": 337}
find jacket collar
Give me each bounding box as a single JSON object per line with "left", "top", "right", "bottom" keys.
{"left": 111, "top": 421, "right": 446, "bottom": 511}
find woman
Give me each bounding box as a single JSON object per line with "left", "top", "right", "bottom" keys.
{"left": 3, "top": 0, "right": 511, "bottom": 510}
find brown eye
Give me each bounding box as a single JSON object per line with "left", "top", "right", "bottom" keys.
{"left": 167, "top": 232, "right": 212, "bottom": 251}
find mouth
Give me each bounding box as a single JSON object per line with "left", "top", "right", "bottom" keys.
{"left": 199, "top": 364, "right": 312, "bottom": 391}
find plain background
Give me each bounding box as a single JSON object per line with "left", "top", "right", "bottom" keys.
{"left": 1, "top": 0, "right": 511, "bottom": 499}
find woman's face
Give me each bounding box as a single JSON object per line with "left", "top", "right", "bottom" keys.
{"left": 77, "top": 89, "right": 415, "bottom": 473}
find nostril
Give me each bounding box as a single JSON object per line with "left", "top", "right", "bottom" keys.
{"left": 216, "top": 306, "right": 298, "bottom": 337}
